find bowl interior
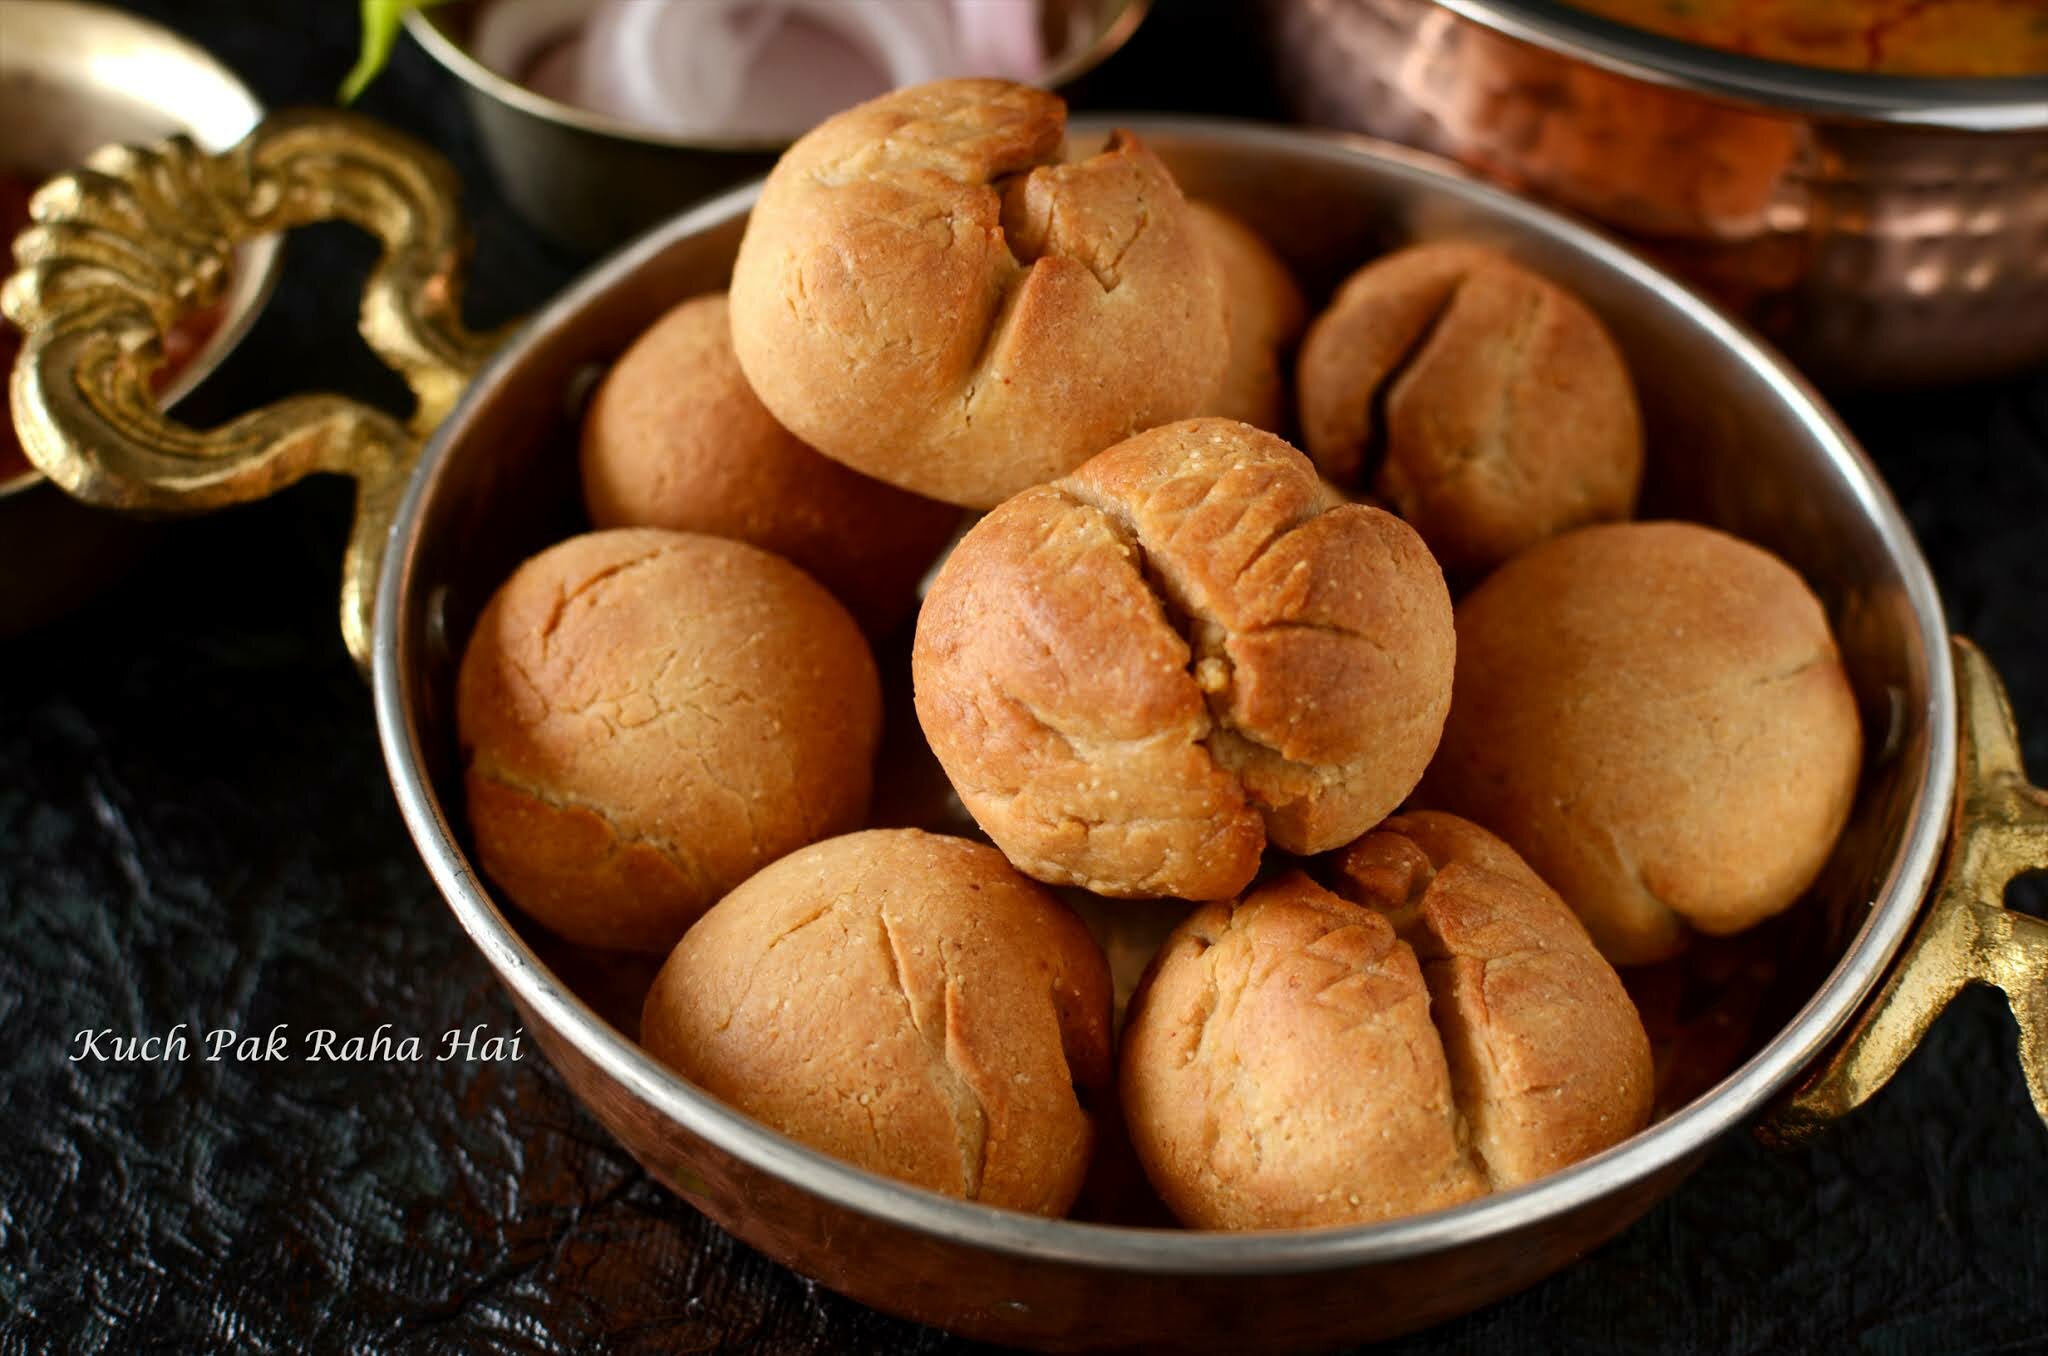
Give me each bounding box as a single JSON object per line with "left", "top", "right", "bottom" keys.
{"left": 0, "top": 0, "right": 278, "bottom": 495}
{"left": 377, "top": 121, "right": 1954, "bottom": 1264}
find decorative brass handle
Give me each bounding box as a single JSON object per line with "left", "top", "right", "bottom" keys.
{"left": 1763, "top": 637, "right": 2048, "bottom": 1144}
{"left": 2, "top": 108, "right": 499, "bottom": 669}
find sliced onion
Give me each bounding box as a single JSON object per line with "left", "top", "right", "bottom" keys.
{"left": 580, "top": 1, "right": 963, "bottom": 138}
{"left": 950, "top": 0, "right": 1045, "bottom": 80}
{"left": 469, "top": 0, "right": 588, "bottom": 81}
{"left": 472, "top": 0, "right": 1053, "bottom": 140}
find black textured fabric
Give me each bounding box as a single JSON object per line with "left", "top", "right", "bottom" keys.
{"left": 1, "top": 3, "right": 2042, "bottom": 1352}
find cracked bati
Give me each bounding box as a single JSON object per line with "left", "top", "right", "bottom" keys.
{"left": 640, "top": 829, "right": 1113, "bottom": 1215}
{"left": 911, "top": 418, "right": 1456, "bottom": 901}
{"left": 1187, "top": 201, "right": 1308, "bottom": 434}
{"left": 728, "top": 78, "right": 1229, "bottom": 509}
{"left": 1297, "top": 242, "right": 1643, "bottom": 580}
{"left": 1421, "top": 521, "right": 1863, "bottom": 965}
{"left": 580, "top": 292, "right": 961, "bottom": 635}
{"left": 1119, "top": 812, "right": 1653, "bottom": 1230}
{"left": 455, "top": 528, "right": 882, "bottom": 954}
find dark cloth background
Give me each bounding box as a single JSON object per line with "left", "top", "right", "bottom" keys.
{"left": 1, "top": 2, "right": 2042, "bottom": 1352}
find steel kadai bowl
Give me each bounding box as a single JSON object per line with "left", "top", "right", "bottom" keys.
{"left": 6, "top": 112, "right": 2045, "bottom": 1352}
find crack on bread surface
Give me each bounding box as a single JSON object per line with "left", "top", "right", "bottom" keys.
{"left": 1047, "top": 460, "right": 1347, "bottom": 815}
{"left": 914, "top": 420, "right": 1453, "bottom": 895}
{"left": 913, "top": 478, "right": 1262, "bottom": 898}
{"left": 1122, "top": 877, "right": 1487, "bottom": 1228}
{"left": 1299, "top": 243, "right": 1494, "bottom": 487}
{"left": 877, "top": 907, "right": 991, "bottom": 1199}
{"left": 466, "top": 760, "right": 712, "bottom": 907}
{"left": 1356, "top": 273, "right": 1468, "bottom": 492}
{"left": 733, "top": 79, "right": 1228, "bottom": 507}
{"left": 535, "top": 543, "right": 676, "bottom": 661}
{"left": 1122, "top": 822, "right": 1652, "bottom": 1227}
{"left": 1058, "top": 432, "right": 1441, "bottom": 846}
{"left": 648, "top": 834, "right": 1108, "bottom": 1216}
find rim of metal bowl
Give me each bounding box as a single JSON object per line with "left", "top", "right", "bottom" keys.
{"left": 1430, "top": 0, "right": 2048, "bottom": 132}
{"left": 374, "top": 118, "right": 1957, "bottom": 1276}
{"left": 401, "top": 0, "right": 1153, "bottom": 155}
{"left": 0, "top": 0, "right": 281, "bottom": 501}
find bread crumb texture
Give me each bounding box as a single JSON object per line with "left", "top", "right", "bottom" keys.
{"left": 579, "top": 292, "right": 960, "bottom": 634}
{"left": 1120, "top": 812, "right": 1652, "bottom": 1230}
{"left": 456, "top": 528, "right": 882, "bottom": 954}
{"left": 1422, "top": 520, "right": 1863, "bottom": 964}
{"left": 641, "top": 829, "right": 1113, "bottom": 1216}
{"left": 1297, "top": 242, "right": 1642, "bottom": 579}
{"left": 913, "top": 418, "right": 1454, "bottom": 900}
{"left": 730, "top": 79, "right": 1229, "bottom": 508}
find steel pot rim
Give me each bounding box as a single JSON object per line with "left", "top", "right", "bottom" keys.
{"left": 371, "top": 117, "right": 1957, "bottom": 1276}
{"left": 1419, "top": 0, "right": 2048, "bottom": 131}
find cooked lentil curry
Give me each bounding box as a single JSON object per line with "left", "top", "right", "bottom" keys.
{"left": 1566, "top": 0, "right": 2048, "bottom": 75}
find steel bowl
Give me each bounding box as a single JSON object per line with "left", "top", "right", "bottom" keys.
{"left": 403, "top": 0, "right": 1152, "bottom": 252}
{"left": 0, "top": 0, "right": 278, "bottom": 634}
{"left": 372, "top": 126, "right": 2014, "bottom": 1348}
{"left": 7, "top": 112, "right": 2044, "bottom": 1350}
{"left": 1263, "top": 0, "right": 2048, "bottom": 388}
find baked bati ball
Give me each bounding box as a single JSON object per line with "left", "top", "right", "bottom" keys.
{"left": 1297, "top": 242, "right": 1643, "bottom": 579}
{"left": 729, "top": 78, "right": 1229, "bottom": 509}
{"left": 913, "top": 417, "right": 1455, "bottom": 901}
{"left": 580, "top": 292, "right": 960, "bottom": 634}
{"left": 1423, "top": 521, "right": 1863, "bottom": 965}
{"left": 641, "top": 830, "right": 1113, "bottom": 1216}
{"left": 1119, "top": 812, "right": 1652, "bottom": 1231}
{"left": 1187, "top": 201, "right": 1308, "bottom": 434}
{"left": 456, "top": 528, "right": 882, "bottom": 954}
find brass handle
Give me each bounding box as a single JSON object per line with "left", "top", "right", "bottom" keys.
{"left": 2, "top": 108, "right": 501, "bottom": 669}
{"left": 1762, "top": 636, "right": 2048, "bottom": 1145}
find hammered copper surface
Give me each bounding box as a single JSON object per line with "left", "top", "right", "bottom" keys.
{"left": 517, "top": 991, "right": 1705, "bottom": 1348}
{"left": 1266, "top": 0, "right": 2048, "bottom": 387}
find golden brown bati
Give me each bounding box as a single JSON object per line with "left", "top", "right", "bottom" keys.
{"left": 1187, "top": 201, "right": 1309, "bottom": 434}
{"left": 580, "top": 292, "right": 961, "bottom": 634}
{"left": 1119, "top": 813, "right": 1652, "bottom": 1231}
{"left": 456, "top": 528, "right": 882, "bottom": 954}
{"left": 1422, "top": 521, "right": 1863, "bottom": 965}
{"left": 913, "top": 417, "right": 1455, "bottom": 901}
{"left": 641, "top": 829, "right": 1113, "bottom": 1216}
{"left": 1297, "top": 242, "right": 1643, "bottom": 579}
{"left": 729, "top": 78, "right": 1229, "bottom": 509}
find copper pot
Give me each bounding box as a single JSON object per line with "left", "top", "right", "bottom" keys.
{"left": 1264, "top": 0, "right": 2048, "bottom": 388}
{"left": 6, "top": 112, "right": 2044, "bottom": 1351}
